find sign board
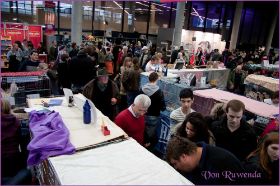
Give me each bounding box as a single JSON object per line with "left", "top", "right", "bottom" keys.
{"left": 45, "top": 1, "right": 56, "bottom": 9}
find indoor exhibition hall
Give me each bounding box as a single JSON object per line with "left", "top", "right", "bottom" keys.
{"left": 1, "top": 0, "right": 279, "bottom": 185}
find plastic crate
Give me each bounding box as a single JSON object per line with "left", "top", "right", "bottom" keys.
{"left": 1, "top": 72, "right": 51, "bottom": 107}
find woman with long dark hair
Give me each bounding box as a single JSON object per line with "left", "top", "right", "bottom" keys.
{"left": 176, "top": 112, "right": 215, "bottom": 145}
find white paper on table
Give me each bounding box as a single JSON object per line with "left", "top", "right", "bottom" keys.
{"left": 200, "top": 76, "right": 206, "bottom": 85}
{"left": 73, "top": 93, "right": 85, "bottom": 111}
{"left": 87, "top": 98, "right": 98, "bottom": 125}
{"left": 264, "top": 98, "right": 272, "bottom": 105}
{"left": 24, "top": 106, "right": 53, "bottom": 113}
{"left": 262, "top": 60, "right": 269, "bottom": 67}
{"left": 63, "top": 88, "right": 74, "bottom": 103}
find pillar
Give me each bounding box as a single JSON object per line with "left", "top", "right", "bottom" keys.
{"left": 128, "top": 2, "right": 136, "bottom": 32}
{"left": 71, "top": 1, "right": 83, "bottom": 46}
{"left": 172, "top": 2, "right": 185, "bottom": 47}
{"left": 229, "top": 2, "right": 243, "bottom": 51}
{"left": 265, "top": 9, "right": 278, "bottom": 55}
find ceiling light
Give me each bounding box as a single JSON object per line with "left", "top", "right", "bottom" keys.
{"left": 12, "top": 18, "right": 17, "bottom": 21}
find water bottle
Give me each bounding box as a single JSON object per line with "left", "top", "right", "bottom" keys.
{"left": 83, "top": 100, "right": 91, "bottom": 124}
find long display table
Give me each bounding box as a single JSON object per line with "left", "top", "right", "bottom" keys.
{"left": 27, "top": 96, "right": 193, "bottom": 185}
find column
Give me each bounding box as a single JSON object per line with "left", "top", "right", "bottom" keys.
{"left": 265, "top": 9, "right": 278, "bottom": 55}
{"left": 172, "top": 2, "right": 185, "bottom": 47}
{"left": 128, "top": 2, "right": 135, "bottom": 32}
{"left": 36, "top": 7, "right": 45, "bottom": 25}
{"left": 229, "top": 2, "right": 243, "bottom": 51}
{"left": 71, "top": 1, "right": 83, "bottom": 46}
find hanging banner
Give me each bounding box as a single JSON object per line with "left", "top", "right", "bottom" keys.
{"left": 28, "top": 25, "right": 42, "bottom": 48}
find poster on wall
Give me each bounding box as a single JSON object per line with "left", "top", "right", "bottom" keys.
{"left": 5, "top": 29, "right": 25, "bottom": 43}
{"left": 1, "top": 23, "right": 42, "bottom": 47}
{"left": 28, "top": 25, "right": 42, "bottom": 48}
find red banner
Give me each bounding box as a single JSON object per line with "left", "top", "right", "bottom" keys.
{"left": 5, "top": 29, "right": 25, "bottom": 44}
{"left": 28, "top": 25, "right": 42, "bottom": 48}
{"left": 1, "top": 23, "right": 42, "bottom": 47}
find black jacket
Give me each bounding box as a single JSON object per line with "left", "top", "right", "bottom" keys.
{"left": 140, "top": 87, "right": 166, "bottom": 116}
{"left": 183, "top": 142, "right": 245, "bottom": 185}
{"left": 210, "top": 116, "right": 257, "bottom": 161}
{"left": 243, "top": 155, "right": 279, "bottom": 185}
{"left": 68, "top": 51, "right": 95, "bottom": 86}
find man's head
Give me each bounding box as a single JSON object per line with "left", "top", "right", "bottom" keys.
{"left": 226, "top": 99, "right": 245, "bottom": 130}
{"left": 179, "top": 88, "right": 194, "bottom": 112}
{"left": 148, "top": 72, "right": 159, "bottom": 83}
{"left": 52, "top": 40, "right": 57, "bottom": 46}
{"left": 13, "top": 43, "right": 19, "bottom": 50}
{"left": 97, "top": 68, "right": 109, "bottom": 84}
{"left": 166, "top": 136, "right": 198, "bottom": 172}
{"left": 132, "top": 94, "right": 151, "bottom": 118}
{"left": 30, "top": 50, "right": 39, "bottom": 61}
{"left": 22, "top": 39, "right": 28, "bottom": 46}
{"left": 71, "top": 42, "right": 77, "bottom": 49}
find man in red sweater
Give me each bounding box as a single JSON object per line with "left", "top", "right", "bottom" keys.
{"left": 115, "top": 94, "right": 151, "bottom": 145}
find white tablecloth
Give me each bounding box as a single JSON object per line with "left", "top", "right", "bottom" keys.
{"left": 49, "top": 138, "right": 193, "bottom": 185}
{"left": 27, "top": 97, "right": 126, "bottom": 151}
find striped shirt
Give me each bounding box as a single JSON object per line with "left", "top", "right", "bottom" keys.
{"left": 169, "top": 107, "right": 195, "bottom": 135}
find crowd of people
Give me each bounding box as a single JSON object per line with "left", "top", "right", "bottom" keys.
{"left": 2, "top": 38, "right": 279, "bottom": 185}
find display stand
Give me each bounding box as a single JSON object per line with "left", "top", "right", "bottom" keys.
{"left": 1, "top": 36, "right": 12, "bottom": 69}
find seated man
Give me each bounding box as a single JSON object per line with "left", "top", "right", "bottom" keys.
{"left": 166, "top": 136, "right": 244, "bottom": 185}
{"left": 210, "top": 99, "right": 257, "bottom": 161}
{"left": 115, "top": 94, "right": 151, "bottom": 145}
{"left": 170, "top": 88, "right": 195, "bottom": 134}
{"left": 18, "top": 50, "right": 40, "bottom": 72}
{"left": 83, "top": 68, "right": 120, "bottom": 121}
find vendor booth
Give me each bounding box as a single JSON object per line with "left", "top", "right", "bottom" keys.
{"left": 26, "top": 94, "right": 193, "bottom": 185}
{"left": 157, "top": 28, "right": 226, "bottom": 53}
{"left": 140, "top": 72, "right": 279, "bottom": 156}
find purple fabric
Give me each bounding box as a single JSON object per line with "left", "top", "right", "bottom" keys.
{"left": 27, "top": 111, "right": 75, "bottom": 166}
